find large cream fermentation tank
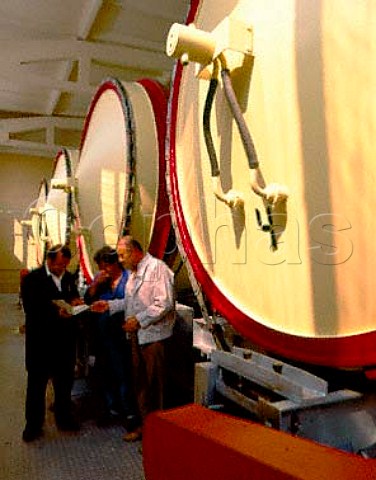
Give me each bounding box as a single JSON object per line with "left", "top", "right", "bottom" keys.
{"left": 165, "top": 0, "right": 376, "bottom": 369}
{"left": 140, "top": 0, "right": 376, "bottom": 470}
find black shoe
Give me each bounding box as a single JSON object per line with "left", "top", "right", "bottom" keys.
{"left": 22, "top": 427, "right": 43, "bottom": 442}
{"left": 56, "top": 418, "right": 80, "bottom": 432}
{"left": 123, "top": 414, "right": 138, "bottom": 432}
{"left": 96, "top": 413, "right": 113, "bottom": 428}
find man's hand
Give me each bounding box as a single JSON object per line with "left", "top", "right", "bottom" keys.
{"left": 58, "top": 307, "right": 72, "bottom": 318}
{"left": 71, "top": 297, "right": 85, "bottom": 306}
{"left": 93, "top": 270, "right": 111, "bottom": 285}
{"left": 90, "top": 300, "right": 109, "bottom": 313}
{"left": 123, "top": 316, "right": 140, "bottom": 333}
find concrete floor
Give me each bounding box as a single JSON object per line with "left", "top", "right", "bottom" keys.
{"left": 0, "top": 294, "right": 144, "bottom": 480}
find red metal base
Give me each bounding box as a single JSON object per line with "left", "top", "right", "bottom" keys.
{"left": 143, "top": 404, "right": 376, "bottom": 480}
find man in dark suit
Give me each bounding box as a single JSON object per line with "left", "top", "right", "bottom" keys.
{"left": 21, "top": 244, "right": 83, "bottom": 442}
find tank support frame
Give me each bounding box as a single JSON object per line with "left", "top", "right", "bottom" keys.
{"left": 194, "top": 339, "right": 376, "bottom": 456}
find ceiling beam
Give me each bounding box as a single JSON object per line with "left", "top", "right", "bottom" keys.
{"left": 0, "top": 39, "right": 172, "bottom": 71}
{"left": 0, "top": 140, "right": 67, "bottom": 158}
{"left": 122, "top": 0, "right": 189, "bottom": 22}
{"left": 77, "top": 0, "right": 104, "bottom": 40}
{"left": 45, "top": 61, "right": 76, "bottom": 116}
{"left": 0, "top": 38, "right": 172, "bottom": 114}
{"left": 45, "top": 0, "right": 104, "bottom": 115}
{"left": 0, "top": 69, "right": 95, "bottom": 96}
{"left": 0, "top": 116, "right": 83, "bottom": 132}
{"left": 0, "top": 116, "right": 83, "bottom": 158}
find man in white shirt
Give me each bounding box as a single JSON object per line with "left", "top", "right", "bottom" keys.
{"left": 92, "top": 236, "right": 175, "bottom": 441}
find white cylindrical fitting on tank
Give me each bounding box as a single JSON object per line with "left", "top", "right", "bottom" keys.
{"left": 166, "top": 23, "right": 216, "bottom": 66}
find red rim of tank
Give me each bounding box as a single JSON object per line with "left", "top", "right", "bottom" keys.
{"left": 137, "top": 78, "right": 171, "bottom": 260}
{"left": 33, "top": 177, "right": 49, "bottom": 266}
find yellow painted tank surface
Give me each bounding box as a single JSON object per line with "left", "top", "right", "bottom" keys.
{"left": 167, "top": 0, "right": 376, "bottom": 367}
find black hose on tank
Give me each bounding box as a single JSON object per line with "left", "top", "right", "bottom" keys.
{"left": 221, "top": 68, "right": 259, "bottom": 170}
{"left": 203, "top": 75, "right": 220, "bottom": 177}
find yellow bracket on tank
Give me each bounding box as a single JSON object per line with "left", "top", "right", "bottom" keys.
{"left": 249, "top": 166, "right": 289, "bottom": 207}
{"left": 50, "top": 177, "right": 75, "bottom": 193}
{"left": 212, "top": 176, "right": 244, "bottom": 209}
{"left": 20, "top": 219, "right": 33, "bottom": 227}
{"left": 40, "top": 235, "right": 51, "bottom": 243}
{"left": 29, "top": 207, "right": 42, "bottom": 215}
{"left": 166, "top": 19, "right": 253, "bottom": 77}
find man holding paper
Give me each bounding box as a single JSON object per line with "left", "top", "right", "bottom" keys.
{"left": 21, "top": 244, "right": 83, "bottom": 442}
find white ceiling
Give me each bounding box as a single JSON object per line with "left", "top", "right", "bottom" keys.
{"left": 0, "top": 0, "right": 190, "bottom": 157}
